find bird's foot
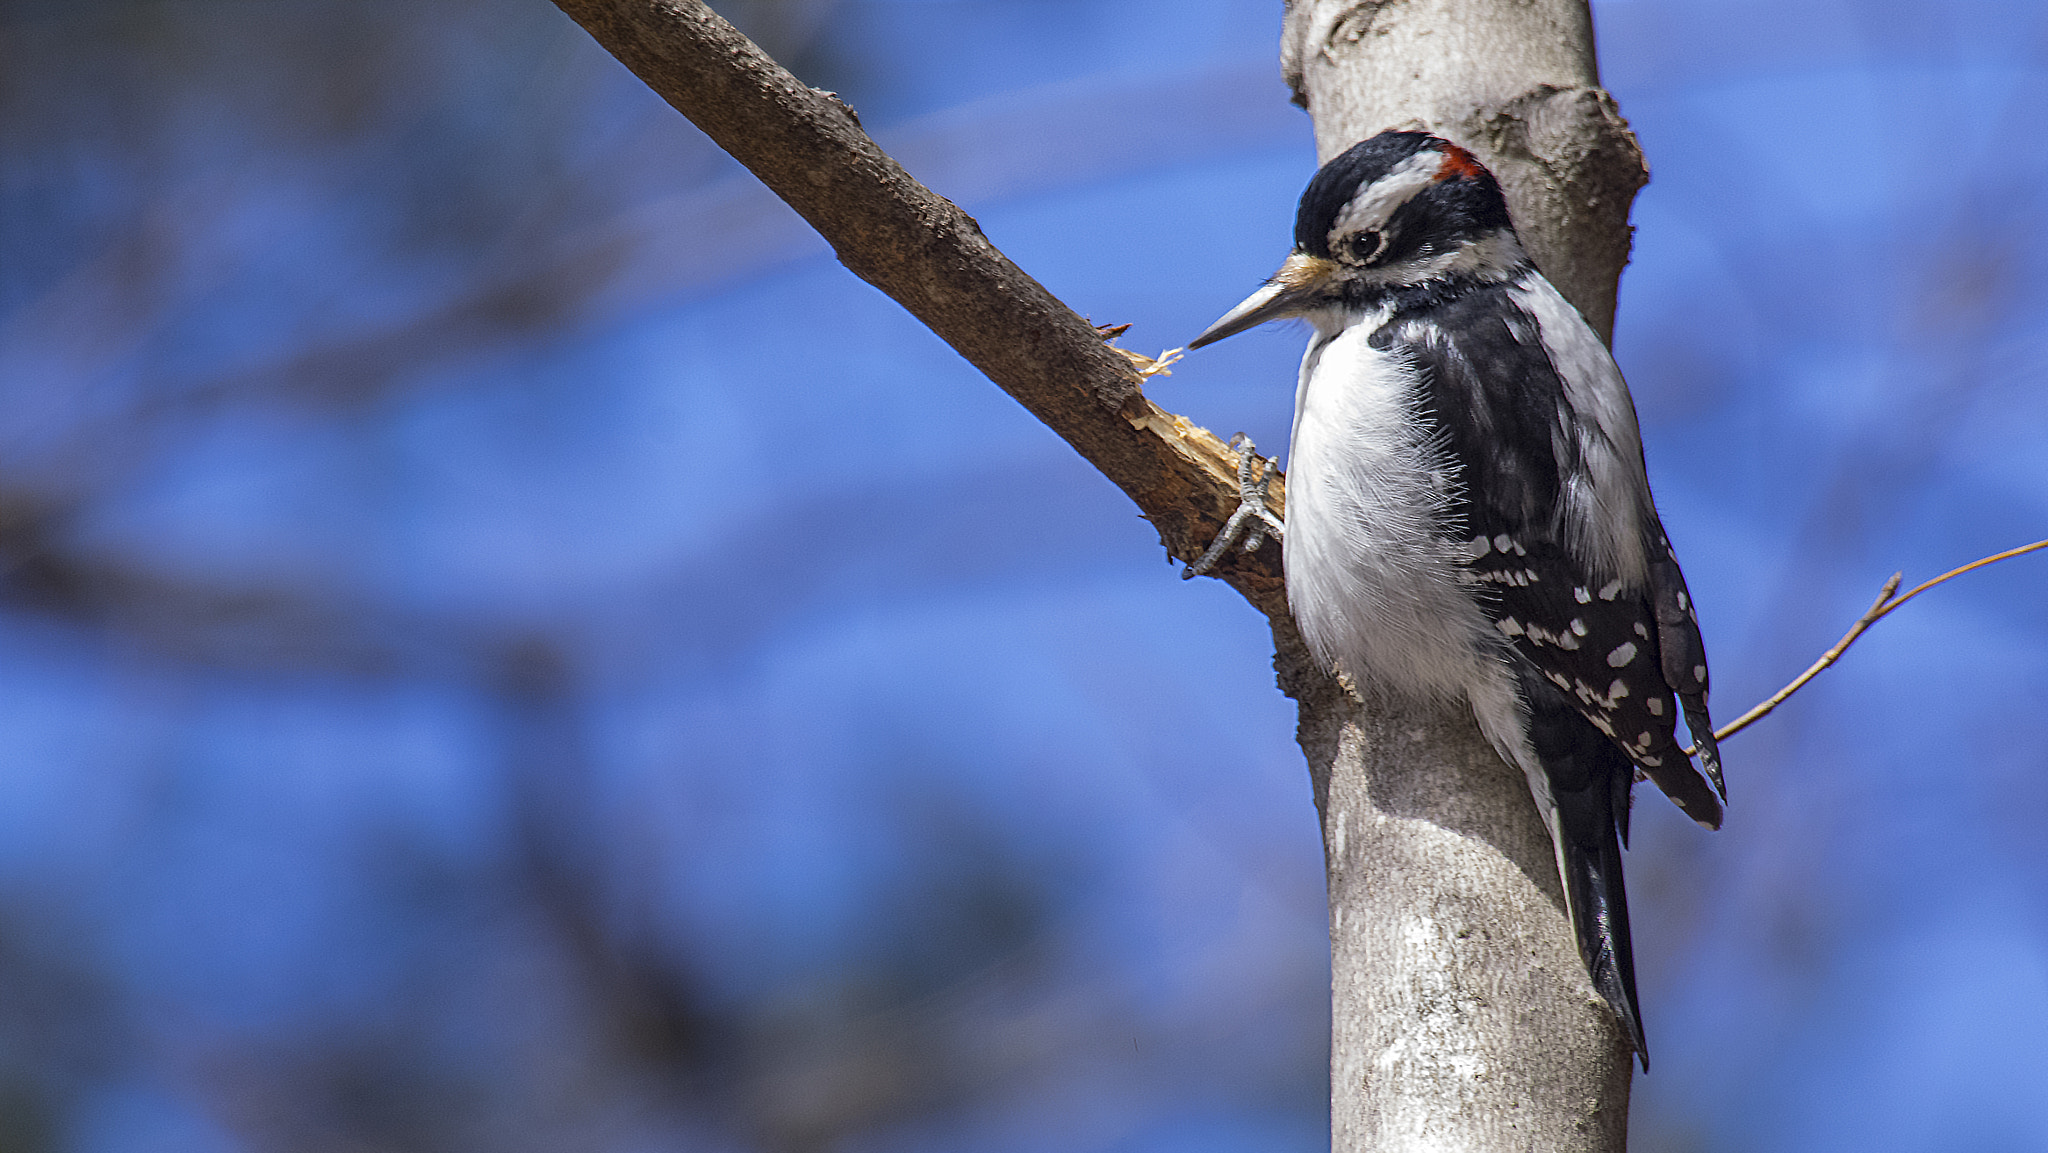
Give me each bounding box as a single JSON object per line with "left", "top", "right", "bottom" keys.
{"left": 1182, "top": 435, "right": 1284, "bottom": 579}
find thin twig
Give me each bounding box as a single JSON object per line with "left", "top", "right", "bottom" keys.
{"left": 1690, "top": 538, "right": 2048, "bottom": 751}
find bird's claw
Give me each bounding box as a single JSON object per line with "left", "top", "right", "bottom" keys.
{"left": 1182, "top": 435, "right": 1285, "bottom": 579}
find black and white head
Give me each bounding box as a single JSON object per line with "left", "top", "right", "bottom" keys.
{"left": 1189, "top": 131, "right": 1528, "bottom": 347}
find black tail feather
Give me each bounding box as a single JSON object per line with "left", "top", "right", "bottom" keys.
{"left": 1557, "top": 770, "right": 1647, "bottom": 1068}
{"left": 1520, "top": 668, "right": 1650, "bottom": 1069}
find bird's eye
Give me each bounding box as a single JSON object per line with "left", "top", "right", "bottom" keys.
{"left": 1346, "top": 230, "right": 1387, "bottom": 265}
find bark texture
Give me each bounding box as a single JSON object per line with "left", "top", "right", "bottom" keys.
{"left": 1280, "top": 1, "right": 1645, "bottom": 1148}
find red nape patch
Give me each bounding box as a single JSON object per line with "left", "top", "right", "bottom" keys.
{"left": 1434, "top": 145, "right": 1486, "bottom": 182}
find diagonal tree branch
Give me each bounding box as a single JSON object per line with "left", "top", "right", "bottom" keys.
{"left": 549, "top": 0, "right": 1293, "bottom": 621}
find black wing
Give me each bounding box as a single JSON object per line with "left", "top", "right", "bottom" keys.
{"left": 1373, "top": 281, "right": 1723, "bottom": 829}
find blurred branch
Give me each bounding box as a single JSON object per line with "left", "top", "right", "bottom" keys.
{"left": 546, "top": 0, "right": 1291, "bottom": 621}
{"left": 1697, "top": 538, "right": 2048, "bottom": 749}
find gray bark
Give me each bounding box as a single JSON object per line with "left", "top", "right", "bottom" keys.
{"left": 1278, "top": 1, "right": 1647, "bottom": 1149}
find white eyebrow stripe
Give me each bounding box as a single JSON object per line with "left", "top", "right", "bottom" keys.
{"left": 1327, "top": 150, "right": 1442, "bottom": 247}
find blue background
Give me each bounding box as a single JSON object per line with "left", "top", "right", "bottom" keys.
{"left": 0, "top": 0, "right": 2044, "bottom": 1149}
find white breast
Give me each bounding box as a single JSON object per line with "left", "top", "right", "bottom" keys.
{"left": 1283, "top": 317, "right": 1503, "bottom": 704}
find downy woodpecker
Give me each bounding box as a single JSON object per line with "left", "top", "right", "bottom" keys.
{"left": 1189, "top": 130, "right": 1724, "bottom": 1067}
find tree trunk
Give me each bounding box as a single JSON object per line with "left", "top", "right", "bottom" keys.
{"left": 1277, "top": 2, "right": 1648, "bottom": 1149}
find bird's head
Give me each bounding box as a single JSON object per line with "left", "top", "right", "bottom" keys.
{"left": 1189, "top": 131, "right": 1526, "bottom": 347}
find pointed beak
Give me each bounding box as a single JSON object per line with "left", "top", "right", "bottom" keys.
{"left": 1188, "top": 252, "right": 1336, "bottom": 348}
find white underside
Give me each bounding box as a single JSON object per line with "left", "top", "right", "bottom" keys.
{"left": 1284, "top": 311, "right": 1562, "bottom": 863}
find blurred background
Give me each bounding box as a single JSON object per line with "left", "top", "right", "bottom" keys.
{"left": 0, "top": 0, "right": 2044, "bottom": 1149}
